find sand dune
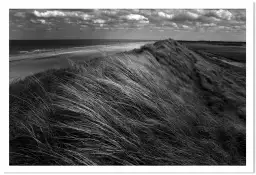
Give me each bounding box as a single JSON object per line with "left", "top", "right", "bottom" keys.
{"left": 9, "top": 39, "right": 246, "bottom": 165}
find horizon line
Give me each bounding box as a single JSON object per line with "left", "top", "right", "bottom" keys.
{"left": 9, "top": 39, "right": 246, "bottom": 42}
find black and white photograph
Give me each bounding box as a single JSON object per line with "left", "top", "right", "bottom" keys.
{"left": 6, "top": 0, "right": 255, "bottom": 172}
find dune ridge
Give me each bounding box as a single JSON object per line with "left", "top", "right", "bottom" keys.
{"left": 9, "top": 38, "right": 246, "bottom": 165}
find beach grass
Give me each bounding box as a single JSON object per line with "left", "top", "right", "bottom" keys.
{"left": 9, "top": 39, "right": 246, "bottom": 165}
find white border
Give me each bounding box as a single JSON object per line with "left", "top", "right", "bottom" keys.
{"left": 2, "top": 0, "right": 254, "bottom": 173}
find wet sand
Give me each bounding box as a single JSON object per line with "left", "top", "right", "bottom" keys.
{"left": 10, "top": 42, "right": 151, "bottom": 83}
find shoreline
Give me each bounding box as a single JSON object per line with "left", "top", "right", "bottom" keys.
{"left": 9, "top": 41, "right": 152, "bottom": 62}
{"left": 9, "top": 42, "right": 152, "bottom": 82}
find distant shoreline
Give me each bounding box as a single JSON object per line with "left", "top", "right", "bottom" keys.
{"left": 9, "top": 39, "right": 245, "bottom": 59}
{"left": 9, "top": 41, "right": 152, "bottom": 62}
{"left": 9, "top": 42, "right": 152, "bottom": 82}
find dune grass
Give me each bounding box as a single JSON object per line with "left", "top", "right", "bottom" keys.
{"left": 9, "top": 39, "right": 246, "bottom": 165}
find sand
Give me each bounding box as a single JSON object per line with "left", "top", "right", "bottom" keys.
{"left": 9, "top": 42, "right": 151, "bottom": 83}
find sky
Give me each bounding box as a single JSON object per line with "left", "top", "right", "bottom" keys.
{"left": 9, "top": 9, "right": 246, "bottom": 41}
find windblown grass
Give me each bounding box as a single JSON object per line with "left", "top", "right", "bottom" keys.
{"left": 9, "top": 39, "right": 246, "bottom": 165}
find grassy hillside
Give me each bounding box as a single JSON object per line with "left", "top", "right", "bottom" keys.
{"left": 9, "top": 39, "right": 246, "bottom": 165}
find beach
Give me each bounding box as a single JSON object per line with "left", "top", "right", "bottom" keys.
{"left": 10, "top": 42, "right": 151, "bottom": 82}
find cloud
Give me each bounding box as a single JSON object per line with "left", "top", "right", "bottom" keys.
{"left": 181, "top": 25, "right": 192, "bottom": 29}
{"left": 158, "top": 12, "right": 173, "bottom": 19}
{"left": 200, "top": 23, "right": 216, "bottom": 27}
{"left": 194, "top": 9, "right": 205, "bottom": 14}
{"left": 30, "top": 19, "right": 52, "bottom": 25}
{"left": 186, "top": 11, "right": 199, "bottom": 19}
{"left": 10, "top": 9, "right": 246, "bottom": 33}
{"left": 204, "top": 23, "right": 216, "bottom": 27}
{"left": 208, "top": 16, "right": 221, "bottom": 22}
{"left": 101, "top": 9, "right": 119, "bottom": 15}
{"left": 167, "top": 11, "right": 201, "bottom": 23}
{"left": 33, "top": 10, "right": 92, "bottom": 20}
{"left": 125, "top": 14, "right": 148, "bottom": 21}
{"left": 230, "top": 9, "right": 246, "bottom": 22}
{"left": 122, "top": 14, "right": 149, "bottom": 24}
{"left": 203, "top": 9, "right": 232, "bottom": 20}
{"left": 93, "top": 19, "right": 105, "bottom": 24}
{"left": 14, "top": 12, "right": 26, "bottom": 18}
{"left": 33, "top": 10, "right": 66, "bottom": 17}
{"left": 17, "top": 24, "right": 24, "bottom": 28}
{"left": 160, "top": 21, "right": 178, "bottom": 28}
{"left": 215, "top": 10, "right": 232, "bottom": 20}
{"left": 39, "top": 19, "right": 46, "bottom": 24}
{"left": 217, "top": 25, "right": 232, "bottom": 31}
{"left": 171, "top": 22, "right": 178, "bottom": 28}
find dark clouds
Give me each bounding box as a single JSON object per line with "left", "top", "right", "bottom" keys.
{"left": 9, "top": 9, "right": 246, "bottom": 40}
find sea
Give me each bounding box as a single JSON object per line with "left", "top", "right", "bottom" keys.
{"left": 9, "top": 39, "right": 156, "bottom": 56}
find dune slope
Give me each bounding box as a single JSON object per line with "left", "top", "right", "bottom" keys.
{"left": 9, "top": 39, "right": 246, "bottom": 165}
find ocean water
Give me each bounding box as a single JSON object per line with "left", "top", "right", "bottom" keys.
{"left": 9, "top": 39, "right": 156, "bottom": 56}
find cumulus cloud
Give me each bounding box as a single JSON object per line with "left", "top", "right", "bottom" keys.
{"left": 158, "top": 12, "right": 173, "bottom": 19}
{"left": 125, "top": 14, "right": 148, "bottom": 21}
{"left": 172, "top": 22, "right": 178, "bottom": 28}
{"left": 186, "top": 11, "right": 199, "bottom": 19}
{"left": 39, "top": 19, "right": 46, "bottom": 24}
{"left": 168, "top": 11, "right": 202, "bottom": 23}
{"left": 203, "top": 9, "right": 233, "bottom": 21}
{"left": 168, "top": 22, "right": 178, "bottom": 28}
{"left": 122, "top": 14, "right": 150, "bottom": 24}
{"left": 181, "top": 25, "right": 191, "bottom": 29}
{"left": 30, "top": 19, "right": 52, "bottom": 25}
{"left": 10, "top": 9, "right": 246, "bottom": 33}
{"left": 196, "top": 22, "right": 217, "bottom": 27}
{"left": 218, "top": 25, "right": 232, "bottom": 30}
{"left": 215, "top": 9, "right": 232, "bottom": 20}
{"left": 101, "top": 10, "right": 119, "bottom": 15}
{"left": 93, "top": 19, "right": 105, "bottom": 24}
{"left": 33, "top": 10, "right": 66, "bottom": 17}
{"left": 33, "top": 10, "right": 92, "bottom": 20}
{"left": 194, "top": 9, "right": 205, "bottom": 14}
{"left": 202, "top": 23, "right": 216, "bottom": 27}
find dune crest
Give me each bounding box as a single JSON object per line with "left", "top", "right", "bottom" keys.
{"left": 9, "top": 38, "right": 246, "bottom": 165}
